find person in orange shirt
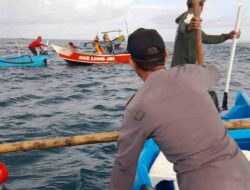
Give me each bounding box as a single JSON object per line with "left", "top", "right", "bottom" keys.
{"left": 28, "top": 36, "right": 47, "bottom": 56}
{"left": 94, "top": 40, "right": 105, "bottom": 55}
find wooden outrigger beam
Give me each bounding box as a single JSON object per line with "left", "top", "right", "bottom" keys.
{"left": 0, "top": 120, "right": 249, "bottom": 154}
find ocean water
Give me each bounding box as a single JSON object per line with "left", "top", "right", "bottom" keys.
{"left": 0, "top": 39, "right": 249, "bottom": 190}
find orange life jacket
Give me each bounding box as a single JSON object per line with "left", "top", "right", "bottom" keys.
{"left": 95, "top": 44, "right": 105, "bottom": 54}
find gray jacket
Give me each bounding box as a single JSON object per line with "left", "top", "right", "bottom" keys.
{"left": 110, "top": 65, "right": 250, "bottom": 190}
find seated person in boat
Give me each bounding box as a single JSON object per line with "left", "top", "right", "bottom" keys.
{"left": 94, "top": 40, "right": 105, "bottom": 55}
{"left": 28, "top": 36, "right": 47, "bottom": 56}
{"left": 109, "top": 28, "right": 250, "bottom": 190}
{"left": 67, "top": 42, "right": 77, "bottom": 51}
{"left": 171, "top": 0, "right": 241, "bottom": 68}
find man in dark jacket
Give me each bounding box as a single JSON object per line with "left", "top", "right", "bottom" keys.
{"left": 109, "top": 28, "right": 250, "bottom": 190}
{"left": 171, "top": 0, "right": 240, "bottom": 67}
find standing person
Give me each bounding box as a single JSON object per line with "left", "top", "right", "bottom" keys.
{"left": 171, "top": 0, "right": 241, "bottom": 67}
{"left": 103, "top": 33, "right": 110, "bottom": 42}
{"left": 107, "top": 41, "right": 114, "bottom": 54}
{"left": 109, "top": 28, "right": 250, "bottom": 190}
{"left": 28, "top": 36, "right": 47, "bottom": 56}
{"left": 103, "top": 33, "right": 113, "bottom": 54}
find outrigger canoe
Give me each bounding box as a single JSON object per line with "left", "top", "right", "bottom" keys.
{"left": 0, "top": 54, "right": 51, "bottom": 67}
{"left": 52, "top": 44, "right": 130, "bottom": 66}
{"left": 133, "top": 92, "right": 250, "bottom": 190}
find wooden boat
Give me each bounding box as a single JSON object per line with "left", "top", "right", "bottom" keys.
{"left": 133, "top": 92, "right": 250, "bottom": 190}
{"left": 0, "top": 54, "right": 51, "bottom": 67}
{"left": 52, "top": 44, "right": 130, "bottom": 66}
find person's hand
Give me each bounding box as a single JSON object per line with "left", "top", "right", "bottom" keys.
{"left": 188, "top": 17, "right": 202, "bottom": 31}
{"left": 227, "top": 30, "right": 241, "bottom": 39}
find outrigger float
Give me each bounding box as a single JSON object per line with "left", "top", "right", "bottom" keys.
{"left": 52, "top": 44, "right": 130, "bottom": 66}
{"left": 0, "top": 54, "right": 51, "bottom": 67}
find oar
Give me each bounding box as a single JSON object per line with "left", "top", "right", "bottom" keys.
{"left": 192, "top": 0, "right": 204, "bottom": 65}
{"left": 222, "top": 6, "right": 243, "bottom": 110}
{"left": 0, "top": 120, "right": 249, "bottom": 154}
{"left": 16, "top": 41, "right": 21, "bottom": 56}
{"left": 44, "top": 40, "right": 49, "bottom": 52}
{"left": 125, "top": 20, "right": 129, "bottom": 41}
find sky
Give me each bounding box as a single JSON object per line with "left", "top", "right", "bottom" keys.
{"left": 0, "top": 0, "right": 249, "bottom": 42}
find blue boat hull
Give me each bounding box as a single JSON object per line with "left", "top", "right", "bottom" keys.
{"left": 133, "top": 92, "right": 250, "bottom": 190}
{"left": 0, "top": 55, "right": 51, "bottom": 67}
{"left": 222, "top": 92, "right": 250, "bottom": 121}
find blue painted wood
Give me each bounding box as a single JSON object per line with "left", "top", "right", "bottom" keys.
{"left": 0, "top": 55, "right": 51, "bottom": 67}
{"left": 222, "top": 92, "right": 250, "bottom": 121}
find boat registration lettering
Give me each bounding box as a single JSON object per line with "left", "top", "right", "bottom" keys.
{"left": 106, "top": 57, "right": 115, "bottom": 61}
{"left": 78, "top": 56, "right": 115, "bottom": 62}
{"left": 90, "top": 57, "right": 105, "bottom": 61}
{"left": 79, "top": 56, "right": 90, "bottom": 61}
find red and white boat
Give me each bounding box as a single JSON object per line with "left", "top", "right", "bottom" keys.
{"left": 52, "top": 45, "right": 130, "bottom": 66}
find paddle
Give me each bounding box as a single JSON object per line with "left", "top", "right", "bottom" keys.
{"left": 0, "top": 120, "right": 249, "bottom": 154}
{"left": 222, "top": 6, "right": 243, "bottom": 110}
{"left": 44, "top": 40, "right": 49, "bottom": 52}
{"left": 192, "top": 0, "right": 204, "bottom": 65}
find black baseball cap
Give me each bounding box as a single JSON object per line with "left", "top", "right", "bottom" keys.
{"left": 127, "top": 28, "right": 165, "bottom": 63}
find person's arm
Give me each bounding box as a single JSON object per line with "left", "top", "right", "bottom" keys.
{"left": 202, "top": 31, "right": 228, "bottom": 44}
{"left": 202, "top": 30, "right": 241, "bottom": 44}
{"left": 226, "top": 30, "right": 241, "bottom": 40}
{"left": 109, "top": 110, "right": 148, "bottom": 190}
{"left": 187, "top": 16, "right": 237, "bottom": 44}
{"left": 178, "top": 13, "right": 198, "bottom": 34}
{"left": 38, "top": 42, "right": 47, "bottom": 50}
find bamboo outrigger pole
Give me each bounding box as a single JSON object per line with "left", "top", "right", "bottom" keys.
{"left": 192, "top": 0, "right": 204, "bottom": 65}
{"left": 0, "top": 121, "right": 249, "bottom": 154}
{"left": 222, "top": 6, "right": 243, "bottom": 110}
{"left": 224, "top": 120, "right": 250, "bottom": 129}
{"left": 0, "top": 131, "right": 119, "bottom": 154}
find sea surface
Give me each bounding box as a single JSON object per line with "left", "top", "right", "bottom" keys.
{"left": 0, "top": 38, "right": 249, "bottom": 190}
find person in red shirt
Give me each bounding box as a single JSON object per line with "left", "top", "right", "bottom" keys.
{"left": 28, "top": 36, "right": 47, "bottom": 55}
